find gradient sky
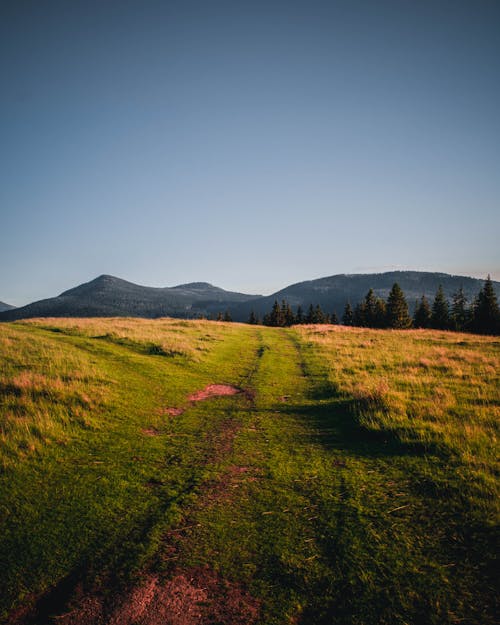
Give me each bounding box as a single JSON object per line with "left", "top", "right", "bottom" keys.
{"left": 1, "top": 0, "right": 499, "bottom": 306}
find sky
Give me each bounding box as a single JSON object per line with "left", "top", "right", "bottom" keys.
{"left": 1, "top": 0, "right": 499, "bottom": 306}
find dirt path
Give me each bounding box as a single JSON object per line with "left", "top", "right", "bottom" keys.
{"left": 19, "top": 342, "right": 267, "bottom": 625}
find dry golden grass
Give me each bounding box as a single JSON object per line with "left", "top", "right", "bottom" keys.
{"left": 295, "top": 325, "right": 500, "bottom": 483}
{"left": 19, "top": 317, "right": 229, "bottom": 360}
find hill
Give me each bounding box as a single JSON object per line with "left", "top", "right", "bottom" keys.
{"left": 0, "top": 274, "right": 259, "bottom": 321}
{"left": 0, "top": 319, "right": 497, "bottom": 624}
{"left": 0, "top": 301, "right": 15, "bottom": 312}
{"left": 232, "top": 271, "right": 500, "bottom": 320}
{"left": 1, "top": 271, "right": 498, "bottom": 322}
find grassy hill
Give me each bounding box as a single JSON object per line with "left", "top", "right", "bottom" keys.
{"left": 0, "top": 319, "right": 498, "bottom": 624}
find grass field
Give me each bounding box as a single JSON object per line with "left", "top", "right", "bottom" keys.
{"left": 0, "top": 318, "right": 498, "bottom": 624}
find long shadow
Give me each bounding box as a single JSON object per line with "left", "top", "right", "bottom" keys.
{"left": 279, "top": 394, "right": 447, "bottom": 460}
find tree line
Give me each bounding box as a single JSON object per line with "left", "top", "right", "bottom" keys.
{"left": 243, "top": 276, "right": 500, "bottom": 335}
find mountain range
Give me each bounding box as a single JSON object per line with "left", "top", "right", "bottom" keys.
{"left": 1, "top": 271, "right": 498, "bottom": 322}
{"left": 0, "top": 301, "right": 15, "bottom": 313}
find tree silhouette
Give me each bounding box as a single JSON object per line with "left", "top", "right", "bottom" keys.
{"left": 472, "top": 275, "right": 500, "bottom": 334}
{"left": 342, "top": 302, "right": 354, "bottom": 326}
{"left": 413, "top": 295, "right": 432, "bottom": 328}
{"left": 451, "top": 287, "right": 469, "bottom": 331}
{"left": 386, "top": 283, "right": 412, "bottom": 329}
{"left": 431, "top": 285, "right": 449, "bottom": 330}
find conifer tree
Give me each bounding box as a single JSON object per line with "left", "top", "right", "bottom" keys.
{"left": 305, "top": 304, "right": 315, "bottom": 324}
{"left": 413, "top": 295, "right": 432, "bottom": 328}
{"left": 296, "top": 305, "right": 304, "bottom": 324}
{"left": 315, "top": 304, "right": 326, "bottom": 324}
{"left": 374, "top": 298, "right": 387, "bottom": 328}
{"left": 451, "top": 287, "right": 469, "bottom": 331}
{"left": 285, "top": 302, "right": 295, "bottom": 326}
{"left": 330, "top": 311, "right": 339, "bottom": 325}
{"left": 364, "top": 288, "right": 378, "bottom": 326}
{"left": 342, "top": 302, "right": 354, "bottom": 326}
{"left": 353, "top": 302, "right": 366, "bottom": 327}
{"left": 248, "top": 310, "right": 258, "bottom": 325}
{"left": 223, "top": 310, "right": 232, "bottom": 322}
{"left": 386, "top": 283, "right": 412, "bottom": 329}
{"left": 216, "top": 311, "right": 224, "bottom": 321}
{"left": 270, "top": 300, "right": 282, "bottom": 327}
{"left": 431, "top": 285, "right": 450, "bottom": 330}
{"left": 472, "top": 275, "right": 500, "bottom": 335}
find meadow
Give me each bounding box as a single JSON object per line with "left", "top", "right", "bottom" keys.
{"left": 0, "top": 318, "right": 498, "bottom": 624}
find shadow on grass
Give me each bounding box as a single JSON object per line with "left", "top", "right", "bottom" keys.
{"left": 280, "top": 384, "right": 447, "bottom": 460}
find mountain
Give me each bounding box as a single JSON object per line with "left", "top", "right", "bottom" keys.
{"left": 1, "top": 271, "right": 498, "bottom": 323}
{"left": 0, "top": 275, "right": 260, "bottom": 321}
{"left": 230, "top": 271, "right": 500, "bottom": 321}
{"left": 0, "top": 301, "right": 15, "bottom": 312}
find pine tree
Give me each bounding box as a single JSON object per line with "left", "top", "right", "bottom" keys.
{"left": 305, "top": 304, "right": 315, "bottom": 324}
{"left": 315, "top": 304, "right": 326, "bottom": 324}
{"left": 269, "top": 300, "right": 282, "bottom": 327}
{"left": 342, "top": 302, "right": 354, "bottom": 326}
{"left": 413, "top": 295, "right": 432, "bottom": 328}
{"left": 374, "top": 298, "right": 387, "bottom": 328}
{"left": 364, "top": 289, "right": 378, "bottom": 327}
{"left": 296, "top": 305, "right": 304, "bottom": 324}
{"left": 216, "top": 311, "right": 224, "bottom": 321}
{"left": 451, "top": 287, "right": 469, "bottom": 331}
{"left": 330, "top": 311, "right": 339, "bottom": 324}
{"left": 223, "top": 310, "right": 232, "bottom": 322}
{"left": 386, "top": 283, "right": 412, "bottom": 329}
{"left": 431, "top": 285, "right": 449, "bottom": 330}
{"left": 248, "top": 310, "right": 258, "bottom": 325}
{"left": 472, "top": 275, "right": 500, "bottom": 335}
{"left": 353, "top": 302, "right": 366, "bottom": 327}
{"left": 285, "top": 302, "right": 295, "bottom": 326}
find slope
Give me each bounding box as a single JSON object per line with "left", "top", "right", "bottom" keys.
{"left": 0, "top": 319, "right": 497, "bottom": 624}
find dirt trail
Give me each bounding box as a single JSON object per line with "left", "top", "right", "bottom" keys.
{"left": 15, "top": 357, "right": 263, "bottom": 625}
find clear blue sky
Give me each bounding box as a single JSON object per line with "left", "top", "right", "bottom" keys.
{"left": 1, "top": 0, "right": 499, "bottom": 306}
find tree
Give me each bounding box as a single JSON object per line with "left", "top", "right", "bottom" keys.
{"left": 223, "top": 310, "right": 232, "bottom": 322}
{"left": 248, "top": 310, "right": 258, "bottom": 325}
{"left": 364, "top": 289, "right": 378, "bottom": 326}
{"left": 216, "top": 311, "right": 224, "bottom": 321}
{"left": 305, "top": 304, "right": 315, "bottom": 324}
{"left": 431, "top": 285, "right": 449, "bottom": 330}
{"left": 472, "top": 275, "right": 500, "bottom": 335}
{"left": 314, "top": 304, "right": 326, "bottom": 324}
{"left": 269, "top": 300, "right": 282, "bottom": 327}
{"left": 451, "top": 287, "right": 469, "bottom": 331}
{"left": 342, "top": 302, "right": 354, "bottom": 326}
{"left": 413, "top": 295, "right": 432, "bottom": 328}
{"left": 373, "top": 298, "right": 387, "bottom": 328}
{"left": 295, "top": 305, "right": 304, "bottom": 324}
{"left": 330, "top": 311, "right": 339, "bottom": 325}
{"left": 386, "top": 283, "right": 412, "bottom": 329}
{"left": 353, "top": 302, "right": 366, "bottom": 327}
{"left": 283, "top": 301, "right": 295, "bottom": 326}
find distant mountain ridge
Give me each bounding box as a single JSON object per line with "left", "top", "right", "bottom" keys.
{"left": 0, "top": 301, "right": 15, "bottom": 312}
{"left": 1, "top": 271, "right": 498, "bottom": 322}
{"left": 231, "top": 271, "right": 500, "bottom": 321}
{"left": 0, "top": 275, "right": 259, "bottom": 321}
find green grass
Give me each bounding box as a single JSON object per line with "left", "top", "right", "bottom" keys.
{"left": 0, "top": 319, "right": 498, "bottom": 624}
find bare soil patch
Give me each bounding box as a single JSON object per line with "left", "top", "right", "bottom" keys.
{"left": 55, "top": 568, "right": 260, "bottom": 625}
{"left": 107, "top": 568, "right": 260, "bottom": 625}
{"left": 187, "top": 384, "right": 241, "bottom": 402}
{"left": 141, "top": 428, "right": 161, "bottom": 437}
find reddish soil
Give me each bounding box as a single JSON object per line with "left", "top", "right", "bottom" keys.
{"left": 141, "top": 428, "right": 161, "bottom": 437}
{"left": 161, "top": 407, "right": 185, "bottom": 417}
{"left": 162, "top": 384, "right": 241, "bottom": 418}
{"left": 187, "top": 384, "right": 241, "bottom": 402}
{"left": 56, "top": 568, "right": 260, "bottom": 625}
